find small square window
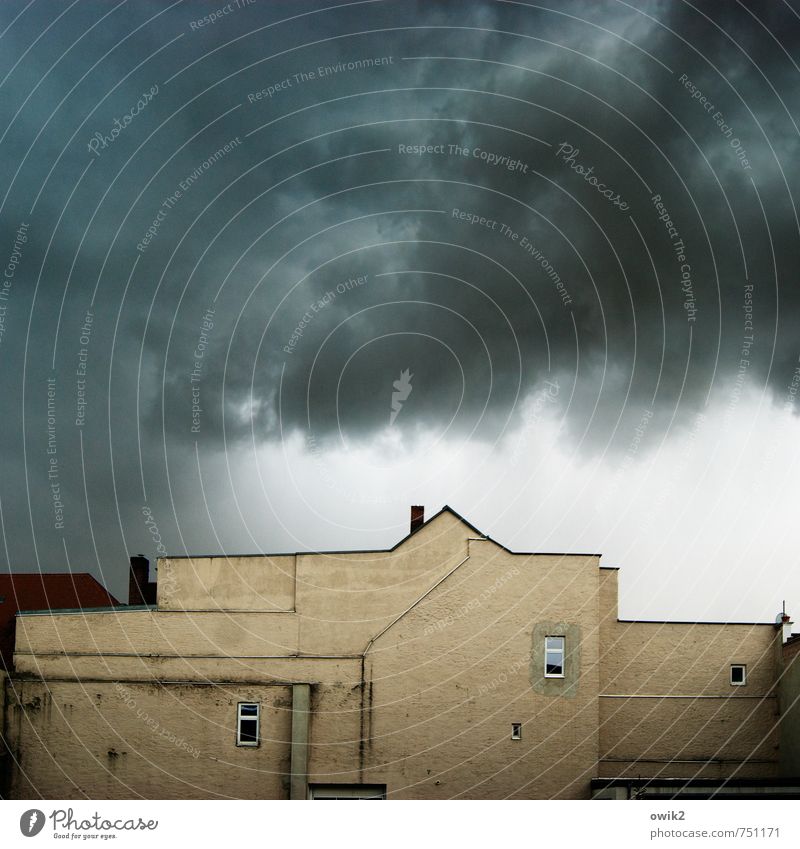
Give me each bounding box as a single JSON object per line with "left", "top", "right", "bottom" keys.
{"left": 511, "top": 723, "right": 522, "bottom": 740}
{"left": 730, "top": 664, "right": 747, "bottom": 686}
{"left": 545, "top": 635, "right": 565, "bottom": 678}
{"left": 236, "top": 702, "right": 260, "bottom": 746}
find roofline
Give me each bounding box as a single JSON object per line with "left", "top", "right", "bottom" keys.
{"left": 0, "top": 571, "right": 120, "bottom": 605}
{"left": 0, "top": 571, "right": 106, "bottom": 577}
{"left": 591, "top": 777, "right": 800, "bottom": 788}
{"left": 495, "top": 550, "right": 602, "bottom": 557}
{"left": 618, "top": 619, "right": 776, "bottom": 626}
{"left": 163, "top": 549, "right": 603, "bottom": 559}
{"left": 17, "top": 605, "right": 152, "bottom": 616}
{"left": 162, "top": 505, "right": 603, "bottom": 560}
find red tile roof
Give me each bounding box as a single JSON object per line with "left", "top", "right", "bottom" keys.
{"left": 0, "top": 573, "right": 119, "bottom": 672}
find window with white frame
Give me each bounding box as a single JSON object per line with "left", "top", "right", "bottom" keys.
{"left": 236, "top": 702, "right": 260, "bottom": 746}
{"left": 545, "top": 636, "right": 565, "bottom": 678}
{"left": 730, "top": 664, "right": 747, "bottom": 686}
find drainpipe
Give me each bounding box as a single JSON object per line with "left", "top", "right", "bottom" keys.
{"left": 290, "top": 683, "right": 311, "bottom": 799}
{"left": 0, "top": 670, "right": 8, "bottom": 798}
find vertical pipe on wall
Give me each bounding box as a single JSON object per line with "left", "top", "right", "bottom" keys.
{"left": 290, "top": 683, "right": 311, "bottom": 799}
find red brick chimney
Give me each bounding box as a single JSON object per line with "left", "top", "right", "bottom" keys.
{"left": 128, "top": 555, "right": 151, "bottom": 605}
{"left": 410, "top": 505, "right": 425, "bottom": 534}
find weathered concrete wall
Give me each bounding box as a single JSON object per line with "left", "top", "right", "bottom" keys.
{"left": 5, "top": 679, "right": 293, "bottom": 799}
{"left": 363, "top": 542, "right": 602, "bottom": 799}
{"left": 13, "top": 511, "right": 475, "bottom": 664}
{"left": 779, "top": 639, "right": 800, "bottom": 776}
{"left": 598, "top": 697, "right": 779, "bottom": 778}
{"left": 5, "top": 675, "right": 364, "bottom": 799}
{"left": 158, "top": 555, "right": 296, "bottom": 611}
{"left": 12, "top": 654, "right": 358, "bottom": 686}
{"left": 599, "top": 568, "right": 619, "bottom": 627}
{"left": 601, "top": 621, "right": 777, "bottom": 695}
{"left": 14, "top": 610, "right": 300, "bottom": 663}
{"left": 28, "top": 511, "right": 475, "bottom": 659}
{"left": 295, "top": 510, "right": 471, "bottom": 654}
{"left": 599, "top": 621, "right": 779, "bottom": 779}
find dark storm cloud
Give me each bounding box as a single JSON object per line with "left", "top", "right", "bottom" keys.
{"left": 1, "top": 0, "right": 798, "bottom": 588}
{"left": 207, "top": 0, "right": 797, "bottom": 450}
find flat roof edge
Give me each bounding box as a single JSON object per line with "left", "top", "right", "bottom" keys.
{"left": 617, "top": 619, "right": 776, "bottom": 626}
{"left": 17, "top": 605, "right": 153, "bottom": 616}
{"left": 164, "top": 549, "right": 603, "bottom": 559}
{"left": 592, "top": 777, "right": 800, "bottom": 788}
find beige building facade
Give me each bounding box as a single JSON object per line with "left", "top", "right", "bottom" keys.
{"left": 1, "top": 507, "right": 797, "bottom": 799}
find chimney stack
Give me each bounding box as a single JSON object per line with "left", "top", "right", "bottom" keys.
{"left": 129, "top": 555, "right": 150, "bottom": 605}
{"left": 781, "top": 613, "right": 794, "bottom": 644}
{"left": 410, "top": 505, "right": 425, "bottom": 534}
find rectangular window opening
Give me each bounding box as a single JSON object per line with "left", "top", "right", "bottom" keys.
{"left": 544, "top": 635, "right": 565, "bottom": 678}
{"left": 730, "top": 664, "right": 747, "bottom": 686}
{"left": 511, "top": 722, "right": 522, "bottom": 740}
{"left": 237, "top": 702, "right": 260, "bottom": 746}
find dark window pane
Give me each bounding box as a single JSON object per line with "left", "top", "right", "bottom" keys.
{"left": 240, "top": 704, "right": 258, "bottom": 716}
{"left": 239, "top": 719, "right": 258, "bottom": 743}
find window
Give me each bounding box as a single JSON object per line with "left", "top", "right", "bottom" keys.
{"left": 545, "top": 636, "right": 565, "bottom": 678}
{"left": 236, "top": 702, "right": 260, "bottom": 746}
{"left": 730, "top": 664, "right": 747, "bottom": 686}
{"left": 511, "top": 723, "right": 522, "bottom": 740}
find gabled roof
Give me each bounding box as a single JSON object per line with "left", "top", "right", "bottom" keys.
{"left": 388, "top": 505, "right": 487, "bottom": 551}
{"left": 165, "top": 504, "right": 603, "bottom": 559}
{"left": 0, "top": 572, "right": 119, "bottom": 671}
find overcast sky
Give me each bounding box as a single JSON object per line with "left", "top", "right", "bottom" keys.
{"left": 0, "top": 0, "right": 798, "bottom": 623}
